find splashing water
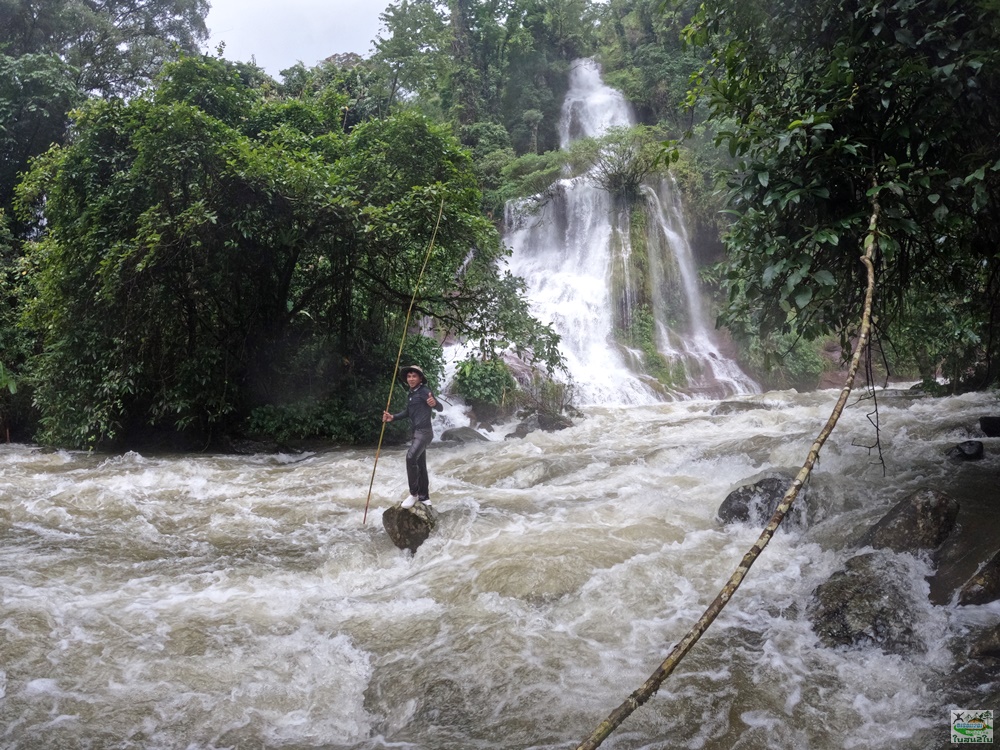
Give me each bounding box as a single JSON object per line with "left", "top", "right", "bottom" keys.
{"left": 1, "top": 388, "right": 997, "bottom": 749}
{"left": 505, "top": 59, "right": 758, "bottom": 405}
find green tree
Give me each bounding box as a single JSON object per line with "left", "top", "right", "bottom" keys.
{"left": 522, "top": 107, "right": 543, "bottom": 153}
{"left": 687, "top": 0, "right": 1000, "bottom": 388}
{"left": 596, "top": 0, "right": 705, "bottom": 127}
{"left": 373, "top": 0, "right": 598, "bottom": 155}
{"left": 590, "top": 125, "right": 665, "bottom": 202}
{"left": 372, "top": 0, "right": 452, "bottom": 115}
{"left": 0, "top": 0, "right": 209, "bottom": 97}
{"left": 16, "top": 56, "right": 561, "bottom": 448}
{"left": 0, "top": 52, "right": 82, "bottom": 234}
{"left": 0, "top": 2, "right": 212, "bottom": 426}
{"left": 0, "top": 0, "right": 209, "bottom": 221}
{"left": 0, "top": 210, "right": 33, "bottom": 438}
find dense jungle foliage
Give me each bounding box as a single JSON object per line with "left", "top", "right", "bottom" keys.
{"left": 1, "top": 0, "right": 999, "bottom": 448}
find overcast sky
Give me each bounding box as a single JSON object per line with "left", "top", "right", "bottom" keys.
{"left": 205, "top": 0, "right": 388, "bottom": 78}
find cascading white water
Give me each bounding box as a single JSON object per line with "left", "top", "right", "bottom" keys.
{"left": 644, "top": 179, "right": 761, "bottom": 397}
{"left": 558, "top": 58, "right": 634, "bottom": 149}
{"left": 505, "top": 177, "right": 660, "bottom": 405}
{"left": 2, "top": 387, "right": 997, "bottom": 748}
{"left": 506, "top": 58, "right": 759, "bottom": 405}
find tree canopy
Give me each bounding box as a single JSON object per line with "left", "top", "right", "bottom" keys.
{"left": 687, "top": 0, "right": 1000, "bottom": 387}
{"left": 15, "top": 56, "right": 560, "bottom": 448}
{"left": 0, "top": 0, "right": 209, "bottom": 215}
{"left": 4, "top": 0, "right": 1000, "bottom": 447}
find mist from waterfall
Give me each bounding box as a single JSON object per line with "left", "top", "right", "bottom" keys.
{"left": 505, "top": 58, "right": 759, "bottom": 405}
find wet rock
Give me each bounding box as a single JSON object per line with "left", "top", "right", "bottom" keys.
{"left": 855, "top": 488, "right": 959, "bottom": 556}
{"left": 980, "top": 416, "right": 1000, "bottom": 437}
{"left": 958, "top": 549, "right": 1000, "bottom": 606}
{"left": 382, "top": 502, "right": 437, "bottom": 553}
{"left": 538, "top": 413, "right": 573, "bottom": 431}
{"left": 711, "top": 400, "right": 774, "bottom": 416}
{"left": 505, "top": 414, "right": 540, "bottom": 440}
{"left": 440, "top": 427, "right": 489, "bottom": 443}
{"left": 504, "top": 411, "right": 574, "bottom": 439}
{"left": 970, "top": 624, "right": 1000, "bottom": 659}
{"left": 808, "top": 551, "right": 924, "bottom": 655}
{"left": 948, "top": 440, "right": 985, "bottom": 461}
{"left": 717, "top": 473, "right": 807, "bottom": 529}
{"left": 219, "top": 436, "right": 285, "bottom": 455}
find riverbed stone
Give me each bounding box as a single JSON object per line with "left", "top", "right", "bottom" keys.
{"left": 506, "top": 414, "right": 540, "bottom": 439}
{"left": 440, "top": 426, "right": 490, "bottom": 443}
{"left": 538, "top": 412, "right": 573, "bottom": 431}
{"left": 717, "top": 473, "right": 807, "bottom": 529}
{"left": 980, "top": 416, "right": 1000, "bottom": 437}
{"left": 504, "top": 411, "right": 574, "bottom": 440}
{"left": 958, "top": 549, "right": 1000, "bottom": 606}
{"left": 382, "top": 502, "right": 437, "bottom": 553}
{"left": 855, "top": 488, "right": 959, "bottom": 556}
{"left": 948, "top": 440, "right": 985, "bottom": 461}
{"left": 710, "top": 400, "right": 774, "bottom": 416}
{"left": 970, "top": 623, "right": 1000, "bottom": 659}
{"left": 808, "top": 551, "right": 924, "bottom": 655}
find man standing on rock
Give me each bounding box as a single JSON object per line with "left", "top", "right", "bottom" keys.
{"left": 382, "top": 365, "right": 444, "bottom": 509}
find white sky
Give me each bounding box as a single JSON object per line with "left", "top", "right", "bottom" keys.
{"left": 205, "top": 0, "right": 388, "bottom": 78}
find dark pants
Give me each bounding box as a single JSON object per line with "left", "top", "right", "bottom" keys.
{"left": 405, "top": 429, "right": 433, "bottom": 499}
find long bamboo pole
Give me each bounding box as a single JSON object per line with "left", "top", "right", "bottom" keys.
{"left": 576, "top": 198, "right": 882, "bottom": 750}
{"left": 363, "top": 195, "right": 447, "bottom": 524}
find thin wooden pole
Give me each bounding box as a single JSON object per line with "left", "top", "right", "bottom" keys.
{"left": 363, "top": 195, "right": 446, "bottom": 524}
{"left": 576, "top": 198, "right": 882, "bottom": 750}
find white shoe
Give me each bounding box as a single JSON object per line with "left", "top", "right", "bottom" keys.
{"left": 419, "top": 498, "right": 432, "bottom": 507}
{"left": 401, "top": 495, "right": 418, "bottom": 509}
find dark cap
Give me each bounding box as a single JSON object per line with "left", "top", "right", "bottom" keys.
{"left": 400, "top": 365, "right": 427, "bottom": 384}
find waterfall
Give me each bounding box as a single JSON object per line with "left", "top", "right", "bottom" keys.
{"left": 505, "top": 58, "right": 759, "bottom": 405}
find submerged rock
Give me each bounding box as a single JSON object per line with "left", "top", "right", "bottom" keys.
{"left": 506, "top": 414, "right": 540, "bottom": 439}
{"left": 538, "top": 412, "right": 573, "bottom": 431}
{"left": 855, "top": 488, "right": 959, "bottom": 556}
{"left": 710, "top": 400, "right": 774, "bottom": 416}
{"left": 808, "top": 551, "right": 924, "bottom": 655}
{"left": 948, "top": 440, "right": 985, "bottom": 461}
{"left": 717, "top": 473, "right": 807, "bottom": 529}
{"left": 959, "top": 549, "right": 1000, "bottom": 606}
{"left": 970, "top": 624, "right": 1000, "bottom": 659}
{"left": 440, "top": 426, "right": 489, "bottom": 443}
{"left": 382, "top": 502, "right": 437, "bottom": 553}
{"left": 980, "top": 416, "right": 1000, "bottom": 437}
{"left": 504, "top": 411, "right": 575, "bottom": 440}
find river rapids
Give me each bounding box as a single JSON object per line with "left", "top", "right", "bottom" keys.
{"left": 2, "top": 386, "right": 999, "bottom": 749}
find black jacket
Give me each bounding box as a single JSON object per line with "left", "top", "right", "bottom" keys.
{"left": 391, "top": 384, "right": 443, "bottom": 432}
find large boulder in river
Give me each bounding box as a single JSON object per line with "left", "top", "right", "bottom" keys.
{"left": 717, "top": 473, "right": 807, "bottom": 529}
{"left": 440, "top": 426, "right": 489, "bottom": 443}
{"left": 970, "top": 623, "right": 1000, "bottom": 659}
{"left": 505, "top": 411, "right": 574, "bottom": 439}
{"left": 958, "top": 549, "right": 1000, "bottom": 606}
{"left": 980, "top": 416, "right": 1000, "bottom": 437}
{"left": 382, "top": 502, "right": 437, "bottom": 553}
{"left": 710, "top": 400, "right": 774, "bottom": 416}
{"left": 947, "top": 440, "right": 984, "bottom": 461}
{"left": 808, "top": 551, "right": 925, "bottom": 655}
{"left": 855, "top": 488, "right": 958, "bottom": 556}
{"left": 538, "top": 412, "right": 573, "bottom": 431}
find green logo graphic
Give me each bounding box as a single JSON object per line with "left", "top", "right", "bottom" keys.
{"left": 952, "top": 710, "right": 993, "bottom": 744}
